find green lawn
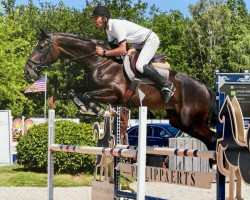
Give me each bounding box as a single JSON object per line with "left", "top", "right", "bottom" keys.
{"left": 0, "top": 165, "right": 93, "bottom": 187}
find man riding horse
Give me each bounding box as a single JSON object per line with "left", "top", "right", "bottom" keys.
{"left": 92, "top": 6, "right": 175, "bottom": 103}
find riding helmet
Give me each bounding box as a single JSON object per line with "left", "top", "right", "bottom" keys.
{"left": 92, "top": 6, "right": 110, "bottom": 19}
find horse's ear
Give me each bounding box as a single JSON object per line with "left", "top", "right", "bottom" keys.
{"left": 36, "top": 28, "right": 49, "bottom": 39}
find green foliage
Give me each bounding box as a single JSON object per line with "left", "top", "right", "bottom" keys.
{"left": 146, "top": 10, "right": 188, "bottom": 72}
{"left": 186, "top": 0, "right": 249, "bottom": 87}
{"left": 16, "top": 120, "right": 96, "bottom": 173}
{"left": 0, "top": 0, "right": 249, "bottom": 119}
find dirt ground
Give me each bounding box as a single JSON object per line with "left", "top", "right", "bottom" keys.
{"left": 0, "top": 181, "right": 249, "bottom": 200}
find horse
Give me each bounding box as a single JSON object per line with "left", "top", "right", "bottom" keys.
{"left": 24, "top": 28, "right": 217, "bottom": 150}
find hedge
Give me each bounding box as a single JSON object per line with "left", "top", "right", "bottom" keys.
{"left": 17, "top": 120, "right": 96, "bottom": 173}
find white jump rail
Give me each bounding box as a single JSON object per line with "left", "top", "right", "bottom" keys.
{"left": 116, "top": 145, "right": 216, "bottom": 159}
{"left": 50, "top": 144, "right": 137, "bottom": 158}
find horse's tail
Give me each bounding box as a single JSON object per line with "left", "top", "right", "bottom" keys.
{"left": 206, "top": 86, "right": 218, "bottom": 127}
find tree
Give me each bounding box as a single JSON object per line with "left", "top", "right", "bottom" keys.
{"left": 227, "top": 0, "right": 250, "bottom": 72}
{"left": 186, "top": 0, "right": 233, "bottom": 86}
{"left": 0, "top": 12, "right": 35, "bottom": 116}
{"left": 185, "top": 0, "right": 249, "bottom": 87}
{"left": 0, "top": 0, "right": 152, "bottom": 119}
{"left": 147, "top": 10, "right": 188, "bottom": 72}
{"left": 0, "top": 0, "right": 249, "bottom": 119}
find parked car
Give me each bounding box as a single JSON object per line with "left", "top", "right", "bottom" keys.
{"left": 127, "top": 123, "right": 182, "bottom": 147}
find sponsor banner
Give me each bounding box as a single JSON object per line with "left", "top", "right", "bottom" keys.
{"left": 91, "top": 180, "right": 114, "bottom": 200}
{"left": 24, "top": 119, "right": 34, "bottom": 133}
{"left": 217, "top": 73, "right": 250, "bottom": 125}
{"left": 12, "top": 118, "right": 22, "bottom": 142}
{"left": 118, "top": 163, "right": 215, "bottom": 189}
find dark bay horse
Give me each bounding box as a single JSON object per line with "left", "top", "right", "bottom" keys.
{"left": 24, "top": 29, "right": 217, "bottom": 150}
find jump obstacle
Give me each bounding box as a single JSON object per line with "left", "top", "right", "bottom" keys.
{"left": 47, "top": 106, "right": 219, "bottom": 200}
{"left": 47, "top": 107, "right": 149, "bottom": 200}
{"left": 47, "top": 103, "right": 249, "bottom": 200}
{"left": 49, "top": 144, "right": 216, "bottom": 160}
{"left": 47, "top": 73, "right": 250, "bottom": 200}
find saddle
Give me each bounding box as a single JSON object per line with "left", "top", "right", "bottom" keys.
{"left": 124, "top": 50, "right": 170, "bottom": 83}
{"left": 122, "top": 50, "right": 170, "bottom": 103}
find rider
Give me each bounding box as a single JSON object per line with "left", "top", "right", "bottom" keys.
{"left": 91, "top": 6, "right": 175, "bottom": 103}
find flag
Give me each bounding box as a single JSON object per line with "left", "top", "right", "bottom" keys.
{"left": 138, "top": 89, "right": 145, "bottom": 106}
{"left": 49, "top": 96, "right": 54, "bottom": 109}
{"left": 24, "top": 76, "right": 46, "bottom": 93}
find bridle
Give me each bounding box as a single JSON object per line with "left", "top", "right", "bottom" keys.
{"left": 27, "top": 34, "right": 55, "bottom": 74}
{"left": 26, "top": 32, "right": 113, "bottom": 77}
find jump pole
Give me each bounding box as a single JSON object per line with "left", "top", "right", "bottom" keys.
{"left": 137, "top": 106, "right": 147, "bottom": 200}
{"left": 50, "top": 144, "right": 138, "bottom": 158}
{"left": 47, "top": 109, "right": 55, "bottom": 200}
{"left": 116, "top": 145, "right": 216, "bottom": 159}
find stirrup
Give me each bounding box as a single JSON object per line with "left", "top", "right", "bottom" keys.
{"left": 162, "top": 84, "right": 175, "bottom": 96}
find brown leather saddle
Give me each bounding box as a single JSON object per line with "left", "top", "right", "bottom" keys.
{"left": 129, "top": 51, "right": 168, "bottom": 74}
{"left": 122, "top": 51, "right": 170, "bottom": 103}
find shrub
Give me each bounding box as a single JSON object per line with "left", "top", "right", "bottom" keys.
{"left": 17, "top": 120, "right": 96, "bottom": 173}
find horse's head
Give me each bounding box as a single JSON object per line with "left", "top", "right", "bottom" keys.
{"left": 24, "top": 28, "right": 59, "bottom": 81}
{"left": 24, "top": 29, "right": 112, "bottom": 81}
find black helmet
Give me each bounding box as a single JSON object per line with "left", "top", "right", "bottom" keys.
{"left": 92, "top": 6, "right": 110, "bottom": 18}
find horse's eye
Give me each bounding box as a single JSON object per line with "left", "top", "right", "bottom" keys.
{"left": 36, "top": 45, "right": 43, "bottom": 51}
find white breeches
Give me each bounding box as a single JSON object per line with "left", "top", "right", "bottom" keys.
{"left": 136, "top": 32, "right": 160, "bottom": 73}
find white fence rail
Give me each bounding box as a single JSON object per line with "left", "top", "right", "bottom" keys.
{"left": 169, "top": 138, "right": 210, "bottom": 173}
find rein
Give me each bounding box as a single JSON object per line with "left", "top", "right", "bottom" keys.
{"left": 27, "top": 33, "right": 97, "bottom": 73}
{"left": 57, "top": 52, "right": 96, "bottom": 67}
{"left": 27, "top": 32, "right": 115, "bottom": 75}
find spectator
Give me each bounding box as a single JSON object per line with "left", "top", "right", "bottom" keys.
{"left": 120, "top": 107, "right": 129, "bottom": 145}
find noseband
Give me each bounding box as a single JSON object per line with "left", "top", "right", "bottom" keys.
{"left": 27, "top": 34, "right": 55, "bottom": 74}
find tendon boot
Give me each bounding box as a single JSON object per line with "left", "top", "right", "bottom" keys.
{"left": 142, "top": 64, "right": 175, "bottom": 103}
{"left": 68, "top": 89, "right": 95, "bottom": 115}
{"left": 68, "top": 89, "right": 87, "bottom": 112}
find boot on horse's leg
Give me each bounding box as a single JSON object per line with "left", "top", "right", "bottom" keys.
{"left": 68, "top": 89, "right": 95, "bottom": 115}
{"left": 82, "top": 93, "right": 118, "bottom": 117}
{"left": 142, "top": 64, "right": 175, "bottom": 103}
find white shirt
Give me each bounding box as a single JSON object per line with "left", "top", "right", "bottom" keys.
{"left": 106, "top": 19, "right": 151, "bottom": 44}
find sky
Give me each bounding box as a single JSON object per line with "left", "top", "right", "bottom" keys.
{"left": 14, "top": 0, "right": 250, "bottom": 17}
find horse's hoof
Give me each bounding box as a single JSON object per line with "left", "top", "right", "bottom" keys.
{"left": 80, "top": 109, "right": 96, "bottom": 115}
{"left": 103, "top": 110, "right": 119, "bottom": 117}
{"left": 80, "top": 105, "right": 87, "bottom": 112}
{"left": 68, "top": 89, "right": 76, "bottom": 98}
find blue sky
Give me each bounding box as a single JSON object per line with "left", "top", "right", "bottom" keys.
{"left": 14, "top": 0, "right": 250, "bottom": 17}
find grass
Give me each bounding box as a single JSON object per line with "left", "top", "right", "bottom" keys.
{"left": 0, "top": 165, "right": 93, "bottom": 187}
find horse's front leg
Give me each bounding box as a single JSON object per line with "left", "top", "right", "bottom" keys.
{"left": 68, "top": 89, "right": 118, "bottom": 117}
{"left": 82, "top": 88, "right": 121, "bottom": 116}
{"left": 84, "top": 88, "right": 121, "bottom": 104}
{"left": 68, "top": 89, "right": 96, "bottom": 115}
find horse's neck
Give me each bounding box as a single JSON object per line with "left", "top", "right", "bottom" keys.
{"left": 55, "top": 34, "right": 115, "bottom": 72}
{"left": 57, "top": 36, "right": 93, "bottom": 57}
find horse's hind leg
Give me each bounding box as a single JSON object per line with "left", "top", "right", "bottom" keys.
{"left": 167, "top": 110, "right": 216, "bottom": 150}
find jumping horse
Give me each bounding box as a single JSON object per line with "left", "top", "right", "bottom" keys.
{"left": 24, "top": 28, "right": 217, "bottom": 150}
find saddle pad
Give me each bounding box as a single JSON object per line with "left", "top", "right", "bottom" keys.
{"left": 153, "top": 54, "right": 167, "bottom": 62}
{"left": 123, "top": 55, "right": 169, "bottom": 84}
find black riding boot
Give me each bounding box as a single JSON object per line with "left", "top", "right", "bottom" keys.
{"left": 143, "top": 64, "right": 175, "bottom": 103}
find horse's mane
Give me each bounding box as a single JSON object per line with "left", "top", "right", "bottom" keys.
{"left": 51, "top": 32, "right": 111, "bottom": 49}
